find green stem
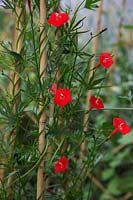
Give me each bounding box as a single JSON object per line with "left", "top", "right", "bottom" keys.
{"left": 79, "top": 28, "right": 107, "bottom": 52}
{"left": 74, "top": 107, "right": 133, "bottom": 113}
{"left": 100, "top": 107, "right": 133, "bottom": 111}
{"left": 98, "top": 128, "right": 118, "bottom": 147}
{"left": 72, "top": 142, "right": 97, "bottom": 188}
{"left": 68, "top": 52, "right": 78, "bottom": 88}
{"left": 10, "top": 139, "right": 49, "bottom": 183}
{"left": 29, "top": 12, "right": 42, "bottom": 91}
{"left": 48, "top": 137, "right": 65, "bottom": 167}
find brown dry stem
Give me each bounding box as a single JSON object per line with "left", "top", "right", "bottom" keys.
{"left": 80, "top": 0, "right": 103, "bottom": 160}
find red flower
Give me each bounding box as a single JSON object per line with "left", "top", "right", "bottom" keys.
{"left": 108, "top": 118, "right": 131, "bottom": 139}
{"left": 113, "top": 118, "right": 131, "bottom": 135}
{"left": 49, "top": 83, "right": 57, "bottom": 95}
{"left": 54, "top": 88, "right": 72, "bottom": 107}
{"left": 48, "top": 12, "right": 69, "bottom": 27}
{"left": 99, "top": 52, "right": 114, "bottom": 68}
{"left": 55, "top": 157, "right": 69, "bottom": 173}
{"left": 89, "top": 96, "right": 104, "bottom": 110}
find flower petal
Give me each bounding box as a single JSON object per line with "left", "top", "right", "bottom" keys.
{"left": 99, "top": 52, "right": 114, "bottom": 68}
{"left": 55, "top": 157, "right": 69, "bottom": 173}
{"left": 48, "top": 12, "right": 69, "bottom": 27}
{"left": 89, "top": 96, "right": 104, "bottom": 110}
{"left": 113, "top": 118, "right": 131, "bottom": 135}
{"left": 54, "top": 88, "right": 72, "bottom": 107}
{"left": 49, "top": 83, "right": 57, "bottom": 95}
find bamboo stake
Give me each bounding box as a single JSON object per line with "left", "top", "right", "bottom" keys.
{"left": 44, "top": 17, "right": 61, "bottom": 192}
{"left": 0, "top": 134, "right": 7, "bottom": 188}
{"left": 108, "top": 0, "right": 126, "bottom": 92}
{"left": 7, "top": 1, "right": 25, "bottom": 198}
{"left": 80, "top": 0, "right": 103, "bottom": 160}
{"left": 37, "top": 0, "right": 47, "bottom": 199}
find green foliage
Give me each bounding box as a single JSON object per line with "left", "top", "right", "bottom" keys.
{"left": 34, "top": 0, "right": 40, "bottom": 9}
{"left": 102, "top": 168, "right": 114, "bottom": 181}
{"left": 123, "top": 25, "right": 133, "bottom": 30}
{"left": 85, "top": 0, "right": 101, "bottom": 10}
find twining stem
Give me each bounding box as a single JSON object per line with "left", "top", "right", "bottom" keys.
{"left": 10, "top": 138, "right": 64, "bottom": 186}
{"left": 80, "top": 0, "right": 103, "bottom": 160}
{"left": 37, "top": 0, "right": 47, "bottom": 199}
{"left": 13, "top": 140, "right": 49, "bottom": 183}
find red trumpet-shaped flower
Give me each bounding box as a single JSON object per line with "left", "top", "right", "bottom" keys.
{"left": 89, "top": 96, "right": 104, "bottom": 110}
{"left": 55, "top": 157, "right": 69, "bottom": 173}
{"left": 99, "top": 52, "right": 114, "bottom": 68}
{"left": 48, "top": 12, "right": 69, "bottom": 27}
{"left": 54, "top": 88, "right": 72, "bottom": 107}
{"left": 49, "top": 83, "right": 57, "bottom": 95}
{"left": 113, "top": 118, "right": 131, "bottom": 135}
{"left": 109, "top": 118, "right": 131, "bottom": 138}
